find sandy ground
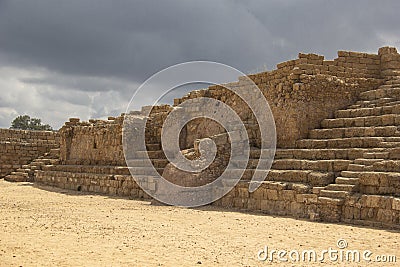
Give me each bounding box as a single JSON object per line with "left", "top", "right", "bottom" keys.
{"left": 0, "top": 180, "right": 399, "bottom": 266}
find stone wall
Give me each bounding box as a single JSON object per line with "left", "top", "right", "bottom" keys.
{"left": 59, "top": 117, "right": 125, "bottom": 166}
{"left": 212, "top": 181, "right": 400, "bottom": 228}
{"left": 0, "top": 129, "right": 60, "bottom": 177}
{"left": 58, "top": 106, "right": 174, "bottom": 166}
{"left": 35, "top": 167, "right": 152, "bottom": 200}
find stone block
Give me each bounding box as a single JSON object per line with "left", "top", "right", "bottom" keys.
{"left": 265, "top": 189, "right": 278, "bottom": 200}
{"left": 392, "top": 198, "right": 400, "bottom": 211}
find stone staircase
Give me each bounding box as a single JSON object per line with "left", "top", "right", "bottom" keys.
{"left": 200, "top": 76, "right": 399, "bottom": 221}
{"left": 4, "top": 148, "right": 60, "bottom": 182}
{"left": 0, "top": 130, "right": 60, "bottom": 178}
{"left": 312, "top": 77, "right": 400, "bottom": 204}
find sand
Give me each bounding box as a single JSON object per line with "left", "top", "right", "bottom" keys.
{"left": 0, "top": 179, "right": 399, "bottom": 266}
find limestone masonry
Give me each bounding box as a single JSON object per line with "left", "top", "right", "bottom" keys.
{"left": 2, "top": 47, "right": 400, "bottom": 228}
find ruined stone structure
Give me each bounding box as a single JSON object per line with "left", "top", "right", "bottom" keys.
{"left": 0, "top": 129, "right": 59, "bottom": 181}
{"left": 2, "top": 47, "right": 400, "bottom": 228}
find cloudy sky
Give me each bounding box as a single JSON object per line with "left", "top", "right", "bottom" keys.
{"left": 0, "top": 0, "right": 399, "bottom": 129}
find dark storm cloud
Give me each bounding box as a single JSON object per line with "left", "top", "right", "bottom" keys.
{"left": 0, "top": 0, "right": 277, "bottom": 82}
{"left": 1, "top": 0, "right": 398, "bottom": 81}
{"left": 0, "top": 0, "right": 399, "bottom": 128}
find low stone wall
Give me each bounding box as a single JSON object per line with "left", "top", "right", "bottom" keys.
{"left": 0, "top": 129, "right": 60, "bottom": 177}
{"left": 212, "top": 181, "right": 400, "bottom": 229}
{"left": 35, "top": 170, "right": 152, "bottom": 200}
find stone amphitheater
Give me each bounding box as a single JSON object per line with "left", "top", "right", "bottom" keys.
{"left": 1, "top": 46, "right": 400, "bottom": 229}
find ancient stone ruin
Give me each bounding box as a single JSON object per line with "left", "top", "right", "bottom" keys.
{"left": 1, "top": 46, "right": 400, "bottom": 228}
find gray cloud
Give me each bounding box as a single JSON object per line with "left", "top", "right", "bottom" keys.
{"left": 0, "top": 0, "right": 399, "bottom": 128}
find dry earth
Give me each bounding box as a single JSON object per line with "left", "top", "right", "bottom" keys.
{"left": 0, "top": 180, "right": 399, "bottom": 266}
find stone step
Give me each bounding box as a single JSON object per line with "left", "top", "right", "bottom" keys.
{"left": 127, "top": 167, "right": 164, "bottom": 175}
{"left": 146, "top": 143, "right": 161, "bottom": 151}
{"left": 309, "top": 126, "right": 400, "bottom": 139}
{"left": 347, "top": 164, "right": 365, "bottom": 171}
{"left": 296, "top": 137, "right": 400, "bottom": 149}
{"left": 319, "top": 190, "right": 350, "bottom": 199}
{"left": 341, "top": 171, "right": 362, "bottom": 178}
{"left": 271, "top": 159, "right": 350, "bottom": 172}
{"left": 359, "top": 88, "right": 400, "bottom": 101}
{"left": 223, "top": 169, "right": 269, "bottom": 181}
{"left": 335, "top": 177, "right": 360, "bottom": 185}
{"left": 231, "top": 158, "right": 349, "bottom": 172}
{"left": 126, "top": 159, "right": 169, "bottom": 168}
{"left": 378, "top": 83, "right": 400, "bottom": 89}
{"left": 335, "top": 104, "right": 400, "bottom": 118}
{"left": 325, "top": 184, "right": 359, "bottom": 192}
{"left": 275, "top": 148, "right": 387, "bottom": 160}
{"left": 10, "top": 171, "right": 28, "bottom": 177}
{"left": 321, "top": 115, "right": 400, "bottom": 128}
{"left": 134, "top": 150, "right": 166, "bottom": 159}
{"left": 350, "top": 98, "right": 397, "bottom": 109}
{"left": 385, "top": 79, "right": 400, "bottom": 85}
{"left": 354, "top": 158, "right": 384, "bottom": 165}
{"left": 231, "top": 159, "right": 267, "bottom": 169}
{"left": 349, "top": 102, "right": 399, "bottom": 110}
{"left": 381, "top": 141, "right": 400, "bottom": 148}
{"left": 49, "top": 148, "right": 60, "bottom": 155}
{"left": 379, "top": 142, "right": 400, "bottom": 148}
{"left": 363, "top": 152, "right": 390, "bottom": 159}
{"left": 248, "top": 148, "right": 276, "bottom": 159}
{"left": 15, "top": 170, "right": 32, "bottom": 176}
{"left": 32, "top": 158, "right": 58, "bottom": 164}
{"left": 317, "top": 196, "right": 344, "bottom": 205}
{"left": 265, "top": 170, "right": 335, "bottom": 186}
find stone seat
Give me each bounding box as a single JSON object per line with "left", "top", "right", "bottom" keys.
{"left": 321, "top": 115, "right": 400, "bottom": 128}
{"left": 349, "top": 97, "right": 398, "bottom": 109}
{"left": 296, "top": 136, "right": 400, "bottom": 149}
{"left": 335, "top": 103, "right": 400, "bottom": 118}
{"left": 223, "top": 168, "right": 333, "bottom": 186}
{"left": 271, "top": 159, "right": 350, "bottom": 172}
{"left": 266, "top": 169, "right": 334, "bottom": 186}
{"left": 231, "top": 158, "right": 349, "bottom": 172}
{"left": 275, "top": 148, "right": 388, "bottom": 160}
{"left": 359, "top": 87, "right": 400, "bottom": 101}
{"left": 309, "top": 126, "right": 400, "bottom": 139}
{"left": 126, "top": 158, "right": 169, "bottom": 168}
{"left": 146, "top": 143, "right": 162, "bottom": 151}
{"left": 133, "top": 150, "right": 166, "bottom": 159}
